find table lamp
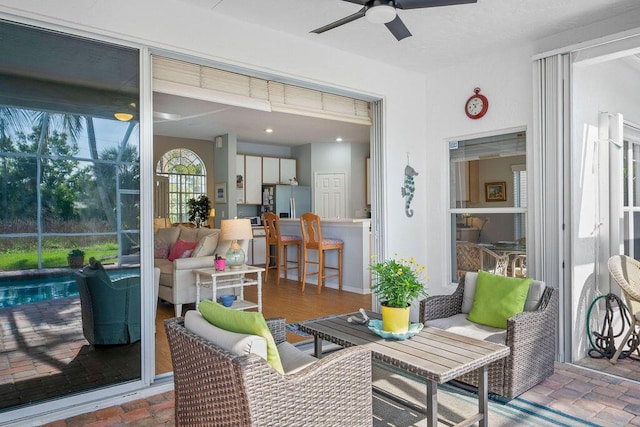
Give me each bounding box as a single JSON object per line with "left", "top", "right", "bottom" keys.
{"left": 208, "top": 208, "right": 215, "bottom": 227}
{"left": 220, "top": 218, "right": 253, "bottom": 269}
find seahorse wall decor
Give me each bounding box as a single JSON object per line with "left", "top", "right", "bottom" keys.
{"left": 401, "top": 154, "right": 418, "bottom": 217}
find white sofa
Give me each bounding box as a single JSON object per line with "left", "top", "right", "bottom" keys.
{"left": 154, "top": 226, "right": 249, "bottom": 316}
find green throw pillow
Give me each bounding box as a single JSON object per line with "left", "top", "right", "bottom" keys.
{"left": 198, "top": 300, "right": 284, "bottom": 374}
{"left": 467, "top": 270, "right": 533, "bottom": 329}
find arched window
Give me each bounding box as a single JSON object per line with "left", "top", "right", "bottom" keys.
{"left": 156, "top": 149, "right": 207, "bottom": 223}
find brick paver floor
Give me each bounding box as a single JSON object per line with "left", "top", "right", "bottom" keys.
{"left": 37, "top": 362, "right": 640, "bottom": 427}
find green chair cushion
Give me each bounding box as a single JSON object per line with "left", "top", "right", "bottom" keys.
{"left": 198, "top": 300, "right": 284, "bottom": 374}
{"left": 467, "top": 270, "right": 532, "bottom": 329}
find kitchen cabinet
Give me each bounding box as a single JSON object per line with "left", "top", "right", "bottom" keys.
{"left": 236, "top": 155, "right": 245, "bottom": 204}
{"left": 244, "top": 155, "right": 262, "bottom": 204}
{"left": 279, "top": 158, "right": 296, "bottom": 184}
{"left": 262, "top": 157, "right": 280, "bottom": 184}
{"left": 248, "top": 227, "right": 266, "bottom": 266}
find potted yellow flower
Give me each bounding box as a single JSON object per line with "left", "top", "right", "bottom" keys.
{"left": 370, "top": 255, "right": 428, "bottom": 333}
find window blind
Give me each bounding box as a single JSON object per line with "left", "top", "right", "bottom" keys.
{"left": 153, "top": 56, "right": 371, "bottom": 126}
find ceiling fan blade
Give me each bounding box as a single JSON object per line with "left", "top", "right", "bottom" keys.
{"left": 385, "top": 15, "right": 412, "bottom": 41}
{"left": 341, "top": 0, "right": 367, "bottom": 4}
{"left": 395, "top": 0, "right": 477, "bottom": 10}
{"left": 311, "top": 8, "right": 366, "bottom": 34}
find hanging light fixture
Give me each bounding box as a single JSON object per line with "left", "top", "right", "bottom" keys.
{"left": 114, "top": 112, "right": 134, "bottom": 122}
{"left": 114, "top": 102, "right": 137, "bottom": 122}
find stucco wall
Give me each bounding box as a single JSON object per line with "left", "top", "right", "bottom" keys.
{"left": 423, "top": 45, "right": 535, "bottom": 296}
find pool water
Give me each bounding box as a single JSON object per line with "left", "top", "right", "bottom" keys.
{"left": 0, "top": 270, "right": 140, "bottom": 308}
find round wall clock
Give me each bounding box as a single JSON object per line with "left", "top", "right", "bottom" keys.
{"left": 465, "top": 87, "right": 488, "bottom": 119}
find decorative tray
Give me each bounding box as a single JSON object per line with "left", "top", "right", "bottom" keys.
{"left": 367, "top": 319, "right": 424, "bottom": 340}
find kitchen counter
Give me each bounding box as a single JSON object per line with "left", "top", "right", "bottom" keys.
{"left": 279, "top": 218, "right": 370, "bottom": 224}
{"left": 278, "top": 217, "right": 371, "bottom": 294}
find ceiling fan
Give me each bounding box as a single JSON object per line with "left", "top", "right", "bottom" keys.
{"left": 311, "top": 0, "right": 478, "bottom": 41}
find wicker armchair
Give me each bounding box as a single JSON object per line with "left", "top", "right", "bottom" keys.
{"left": 608, "top": 255, "right": 640, "bottom": 364}
{"left": 456, "top": 241, "right": 509, "bottom": 281}
{"left": 419, "top": 275, "right": 558, "bottom": 399}
{"left": 165, "top": 317, "right": 372, "bottom": 426}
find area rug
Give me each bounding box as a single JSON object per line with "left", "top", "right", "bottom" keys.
{"left": 294, "top": 340, "right": 598, "bottom": 427}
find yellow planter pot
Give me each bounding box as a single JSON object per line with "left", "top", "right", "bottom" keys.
{"left": 381, "top": 305, "right": 410, "bottom": 333}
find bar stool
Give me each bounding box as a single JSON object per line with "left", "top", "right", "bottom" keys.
{"left": 300, "top": 212, "right": 343, "bottom": 294}
{"left": 263, "top": 212, "right": 302, "bottom": 286}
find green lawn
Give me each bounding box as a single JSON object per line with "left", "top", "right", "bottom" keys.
{"left": 0, "top": 243, "right": 119, "bottom": 271}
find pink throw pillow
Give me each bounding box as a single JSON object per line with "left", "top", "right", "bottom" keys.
{"left": 154, "top": 242, "right": 170, "bottom": 259}
{"left": 168, "top": 239, "right": 198, "bottom": 261}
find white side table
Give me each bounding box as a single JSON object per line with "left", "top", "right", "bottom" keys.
{"left": 194, "top": 265, "right": 264, "bottom": 312}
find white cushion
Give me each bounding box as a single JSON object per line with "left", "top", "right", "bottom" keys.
{"left": 178, "top": 226, "right": 200, "bottom": 242}
{"left": 277, "top": 341, "right": 317, "bottom": 375}
{"left": 523, "top": 280, "right": 546, "bottom": 311}
{"left": 184, "top": 310, "right": 267, "bottom": 360}
{"left": 155, "top": 226, "right": 180, "bottom": 244}
{"left": 461, "top": 272, "right": 478, "bottom": 314}
{"left": 192, "top": 233, "right": 220, "bottom": 257}
{"left": 427, "top": 314, "right": 506, "bottom": 344}
{"left": 460, "top": 272, "right": 546, "bottom": 313}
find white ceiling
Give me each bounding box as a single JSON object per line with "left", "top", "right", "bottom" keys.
{"left": 153, "top": 92, "right": 371, "bottom": 146}
{"left": 154, "top": 0, "right": 640, "bottom": 146}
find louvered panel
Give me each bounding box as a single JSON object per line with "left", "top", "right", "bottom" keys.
{"left": 249, "top": 78, "right": 270, "bottom": 101}
{"left": 153, "top": 57, "right": 200, "bottom": 87}
{"left": 355, "top": 100, "right": 370, "bottom": 119}
{"left": 268, "top": 81, "right": 286, "bottom": 104}
{"left": 323, "top": 92, "right": 356, "bottom": 115}
{"left": 153, "top": 56, "right": 371, "bottom": 126}
{"left": 201, "top": 67, "right": 253, "bottom": 97}
{"left": 284, "top": 85, "right": 323, "bottom": 110}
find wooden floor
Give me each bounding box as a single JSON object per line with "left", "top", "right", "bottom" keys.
{"left": 155, "top": 273, "right": 372, "bottom": 374}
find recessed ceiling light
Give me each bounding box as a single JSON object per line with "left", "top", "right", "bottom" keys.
{"left": 336, "top": 137, "right": 343, "bottom": 142}
{"left": 265, "top": 128, "right": 273, "bottom": 133}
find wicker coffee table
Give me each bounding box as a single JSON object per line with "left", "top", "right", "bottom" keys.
{"left": 299, "top": 311, "right": 510, "bottom": 427}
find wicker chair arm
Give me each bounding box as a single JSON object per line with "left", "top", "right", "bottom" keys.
{"left": 503, "top": 287, "right": 558, "bottom": 398}
{"left": 266, "top": 317, "right": 286, "bottom": 344}
{"left": 506, "top": 287, "right": 557, "bottom": 346}
{"left": 419, "top": 281, "right": 465, "bottom": 321}
{"left": 244, "top": 346, "right": 372, "bottom": 426}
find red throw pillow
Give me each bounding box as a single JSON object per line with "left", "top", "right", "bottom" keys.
{"left": 168, "top": 239, "right": 198, "bottom": 261}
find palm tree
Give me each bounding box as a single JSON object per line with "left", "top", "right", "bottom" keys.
{"left": 0, "top": 107, "right": 30, "bottom": 219}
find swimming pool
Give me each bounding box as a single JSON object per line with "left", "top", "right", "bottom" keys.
{"left": 0, "top": 269, "right": 140, "bottom": 308}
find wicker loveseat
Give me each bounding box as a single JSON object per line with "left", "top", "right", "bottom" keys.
{"left": 165, "top": 316, "right": 372, "bottom": 426}
{"left": 419, "top": 273, "right": 558, "bottom": 399}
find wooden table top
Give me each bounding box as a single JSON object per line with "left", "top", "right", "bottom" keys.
{"left": 299, "top": 311, "right": 510, "bottom": 384}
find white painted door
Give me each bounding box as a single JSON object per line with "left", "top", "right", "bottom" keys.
{"left": 315, "top": 173, "right": 346, "bottom": 218}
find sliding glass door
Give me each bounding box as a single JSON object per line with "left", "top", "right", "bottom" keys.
{"left": 0, "top": 20, "right": 141, "bottom": 412}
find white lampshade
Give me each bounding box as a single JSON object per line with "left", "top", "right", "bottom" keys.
{"left": 220, "top": 218, "right": 253, "bottom": 269}
{"left": 365, "top": 5, "right": 396, "bottom": 24}
{"left": 220, "top": 218, "right": 253, "bottom": 241}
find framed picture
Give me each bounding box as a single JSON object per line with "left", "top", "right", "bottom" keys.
{"left": 485, "top": 182, "right": 506, "bottom": 202}
{"left": 214, "top": 183, "right": 227, "bottom": 203}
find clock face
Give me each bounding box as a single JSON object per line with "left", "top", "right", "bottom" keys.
{"left": 467, "top": 97, "right": 484, "bottom": 115}
{"left": 465, "top": 92, "right": 488, "bottom": 119}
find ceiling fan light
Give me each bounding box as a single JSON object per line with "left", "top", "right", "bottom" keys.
{"left": 365, "top": 5, "right": 396, "bottom": 24}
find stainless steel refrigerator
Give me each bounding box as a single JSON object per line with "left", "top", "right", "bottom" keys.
{"left": 262, "top": 185, "right": 311, "bottom": 218}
